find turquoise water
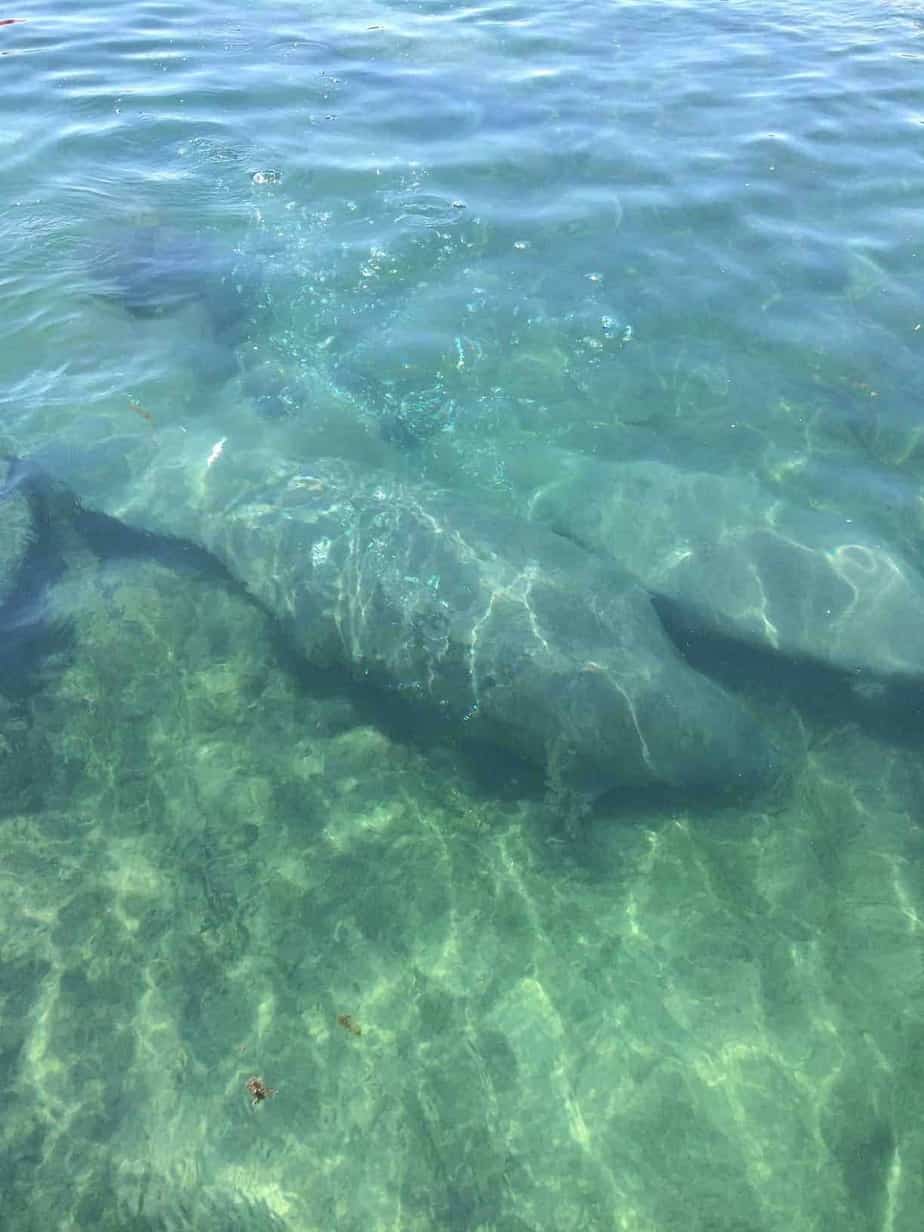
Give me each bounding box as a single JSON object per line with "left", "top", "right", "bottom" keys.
{"left": 2, "top": 0, "right": 924, "bottom": 1228}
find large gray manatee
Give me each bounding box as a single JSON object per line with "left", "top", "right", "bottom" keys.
{"left": 91, "top": 428, "right": 780, "bottom": 802}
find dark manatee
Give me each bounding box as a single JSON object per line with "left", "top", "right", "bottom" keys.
{"left": 105, "top": 434, "right": 777, "bottom": 801}
{"left": 85, "top": 220, "right": 308, "bottom": 410}
{"left": 90, "top": 222, "right": 262, "bottom": 346}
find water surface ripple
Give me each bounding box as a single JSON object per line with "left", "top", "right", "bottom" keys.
{"left": 2, "top": 2, "right": 924, "bottom": 1229}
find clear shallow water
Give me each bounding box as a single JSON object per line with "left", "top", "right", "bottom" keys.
{"left": 2, "top": 1, "right": 924, "bottom": 1228}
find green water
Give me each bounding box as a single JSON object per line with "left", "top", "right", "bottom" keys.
{"left": 2, "top": 1, "right": 924, "bottom": 1228}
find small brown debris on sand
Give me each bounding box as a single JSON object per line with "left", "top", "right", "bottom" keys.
{"left": 246, "top": 1076, "right": 277, "bottom": 1106}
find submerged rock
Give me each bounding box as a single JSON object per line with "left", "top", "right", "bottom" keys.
{"left": 109, "top": 438, "right": 776, "bottom": 801}
{"left": 521, "top": 452, "right": 924, "bottom": 683}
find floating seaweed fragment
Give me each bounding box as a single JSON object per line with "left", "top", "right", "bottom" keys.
{"left": 128, "top": 399, "right": 156, "bottom": 426}
{"left": 337, "top": 1013, "right": 361, "bottom": 1037}
{"left": 246, "top": 1076, "right": 277, "bottom": 1106}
